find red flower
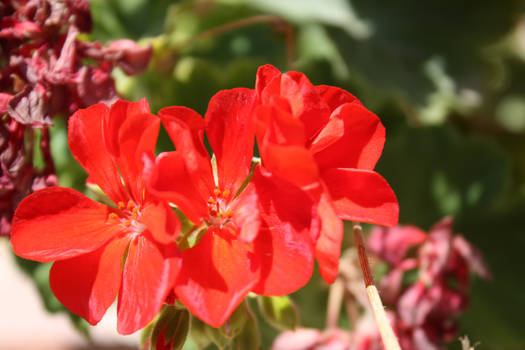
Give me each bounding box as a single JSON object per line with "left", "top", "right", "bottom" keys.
{"left": 254, "top": 65, "right": 399, "bottom": 284}
{"left": 145, "top": 88, "right": 318, "bottom": 327}
{"left": 11, "top": 100, "right": 180, "bottom": 334}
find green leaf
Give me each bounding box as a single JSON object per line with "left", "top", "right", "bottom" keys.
{"left": 204, "top": 322, "right": 231, "bottom": 350}
{"left": 189, "top": 317, "right": 212, "bottom": 350}
{"left": 220, "top": 302, "right": 249, "bottom": 339}
{"left": 377, "top": 124, "right": 511, "bottom": 226}
{"left": 219, "top": 0, "right": 372, "bottom": 39}
{"left": 230, "top": 302, "right": 260, "bottom": 350}
{"left": 140, "top": 321, "right": 156, "bottom": 349}
{"left": 296, "top": 24, "right": 349, "bottom": 80}
{"left": 177, "top": 225, "right": 208, "bottom": 251}
{"left": 257, "top": 295, "right": 299, "bottom": 331}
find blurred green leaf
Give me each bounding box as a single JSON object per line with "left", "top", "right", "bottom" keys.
{"left": 230, "top": 301, "right": 260, "bottom": 350}
{"left": 204, "top": 321, "right": 230, "bottom": 349}
{"left": 220, "top": 0, "right": 372, "bottom": 39}
{"left": 49, "top": 117, "right": 86, "bottom": 191}
{"left": 296, "top": 24, "right": 349, "bottom": 80}
{"left": 220, "top": 302, "right": 249, "bottom": 339}
{"left": 257, "top": 295, "right": 299, "bottom": 331}
{"left": 189, "top": 317, "right": 212, "bottom": 350}
{"left": 377, "top": 124, "right": 511, "bottom": 226}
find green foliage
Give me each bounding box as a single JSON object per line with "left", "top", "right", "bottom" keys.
{"left": 230, "top": 302, "right": 261, "bottom": 350}
{"left": 257, "top": 296, "right": 299, "bottom": 331}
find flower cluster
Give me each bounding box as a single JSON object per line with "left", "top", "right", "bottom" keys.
{"left": 0, "top": 0, "right": 152, "bottom": 236}
{"left": 10, "top": 65, "right": 398, "bottom": 334}
{"left": 367, "top": 217, "right": 491, "bottom": 350}
{"left": 271, "top": 218, "right": 490, "bottom": 350}
{"left": 0, "top": 119, "right": 57, "bottom": 236}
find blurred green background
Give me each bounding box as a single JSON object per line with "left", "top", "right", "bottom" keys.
{"left": 50, "top": 0, "right": 525, "bottom": 349}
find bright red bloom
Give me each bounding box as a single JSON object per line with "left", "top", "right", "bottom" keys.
{"left": 11, "top": 100, "right": 180, "bottom": 334}
{"left": 145, "top": 88, "right": 318, "bottom": 327}
{"left": 254, "top": 64, "right": 399, "bottom": 284}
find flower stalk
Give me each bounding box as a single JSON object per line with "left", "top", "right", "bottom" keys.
{"left": 352, "top": 222, "right": 401, "bottom": 350}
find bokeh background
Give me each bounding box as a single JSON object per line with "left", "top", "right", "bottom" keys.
{"left": 3, "top": 0, "right": 525, "bottom": 349}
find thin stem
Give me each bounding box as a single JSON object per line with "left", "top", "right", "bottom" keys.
{"left": 352, "top": 222, "right": 401, "bottom": 350}
{"left": 177, "top": 15, "right": 296, "bottom": 69}
{"left": 343, "top": 290, "right": 359, "bottom": 328}
{"left": 326, "top": 278, "right": 344, "bottom": 329}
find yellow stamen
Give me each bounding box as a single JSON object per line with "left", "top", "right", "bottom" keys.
{"left": 123, "top": 220, "right": 132, "bottom": 227}
{"left": 222, "top": 209, "right": 233, "bottom": 218}
{"left": 108, "top": 212, "right": 119, "bottom": 220}
{"left": 208, "top": 197, "right": 216, "bottom": 204}
{"left": 213, "top": 188, "right": 222, "bottom": 197}
{"left": 118, "top": 201, "right": 126, "bottom": 210}
{"left": 131, "top": 207, "right": 139, "bottom": 219}
{"left": 222, "top": 189, "right": 231, "bottom": 198}
{"left": 127, "top": 200, "right": 135, "bottom": 210}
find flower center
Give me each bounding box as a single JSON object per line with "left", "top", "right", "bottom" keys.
{"left": 205, "top": 188, "right": 233, "bottom": 227}
{"left": 106, "top": 200, "right": 146, "bottom": 234}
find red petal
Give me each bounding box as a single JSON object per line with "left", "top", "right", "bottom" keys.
{"left": 271, "top": 328, "right": 323, "bottom": 350}
{"left": 280, "top": 72, "right": 330, "bottom": 140}
{"left": 49, "top": 237, "right": 129, "bottom": 325}
{"left": 257, "top": 104, "right": 306, "bottom": 146}
{"left": 117, "top": 235, "right": 180, "bottom": 334}
{"left": 158, "top": 106, "right": 215, "bottom": 199}
{"left": 115, "top": 110, "right": 160, "bottom": 203}
{"left": 68, "top": 103, "right": 127, "bottom": 203}
{"left": 174, "top": 229, "right": 258, "bottom": 327}
{"left": 314, "top": 189, "right": 344, "bottom": 284}
{"left": 141, "top": 201, "right": 181, "bottom": 244}
{"left": 11, "top": 187, "right": 122, "bottom": 262}
{"left": 315, "top": 85, "right": 360, "bottom": 112}
{"left": 255, "top": 65, "right": 331, "bottom": 143}
{"left": 205, "top": 88, "right": 256, "bottom": 193}
{"left": 398, "top": 281, "right": 440, "bottom": 326}
{"left": 255, "top": 64, "right": 281, "bottom": 100}
{"left": 322, "top": 168, "right": 399, "bottom": 227}
{"left": 104, "top": 98, "right": 150, "bottom": 157}
{"left": 229, "top": 183, "right": 260, "bottom": 243}
{"left": 368, "top": 225, "right": 427, "bottom": 265}
{"left": 145, "top": 151, "right": 208, "bottom": 223}
{"left": 311, "top": 103, "right": 385, "bottom": 171}
{"left": 0, "top": 92, "right": 12, "bottom": 114}
{"left": 378, "top": 259, "right": 419, "bottom": 305}
{"left": 262, "top": 143, "right": 319, "bottom": 188}
{"left": 453, "top": 235, "right": 492, "bottom": 281}
{"left": 251, "top": 168, "right": 316, "bottom": 295}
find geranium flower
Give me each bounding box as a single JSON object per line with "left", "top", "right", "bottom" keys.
{"left": 254, "top": 64, "right": 399, "bottom": 284}
{"left": 145, "top": 88, "right": 318, "bottom": 327}
{"left": 11, "top": 100, "right": 180, "bottom": 334}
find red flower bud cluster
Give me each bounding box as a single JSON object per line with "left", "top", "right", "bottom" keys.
{"left": 0, "top": 117, "right": 58, "bottom": 236}
{"left": 0, "top": 0, "right": 152, "bottom": 126}
{"left": 0, "top": 0, "right": 152, "bottom": 236}
{"left": 271, "top": 218, "right": 490, "bottom": 350}
{"left": 365, "top": 217, "right": 491, "bottom": 350}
